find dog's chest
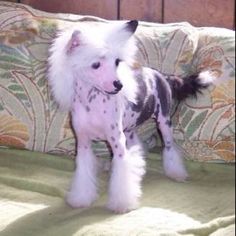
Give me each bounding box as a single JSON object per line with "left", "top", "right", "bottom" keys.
{"left": 72, "top": 84, "right": 156, "bottom": 140}
{"left": 72, "top": 68, "right": 163, "bottom": 139}
{"left": 72, "top": 85, "right": 120, "bottom": 139}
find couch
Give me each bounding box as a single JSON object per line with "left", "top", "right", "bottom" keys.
{"left": 0, "top": 1, "right": 235, "bottom": 235}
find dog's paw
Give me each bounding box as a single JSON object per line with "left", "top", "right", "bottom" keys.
{"left": 66, "top": 191, "right": 97, "bottom": 208}
{"left": 106, "top": 200, "right": 139, "bottom": 214}
{"left": 163, "top": 147, "right": 189, "bottom": 182}
{"left": 164, "top": 165, "right": 188, "bottom": 182}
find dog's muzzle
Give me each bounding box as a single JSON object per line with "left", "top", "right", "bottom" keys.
{"left": 105, "top": 80, "right": 123, "bottom": 95}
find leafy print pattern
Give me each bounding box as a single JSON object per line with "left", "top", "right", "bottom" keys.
{"left": 0, "top": 2, "right": 235, "bottom": 162}
{"left": 0, "top": 114, "right": 29, "bottom": 148}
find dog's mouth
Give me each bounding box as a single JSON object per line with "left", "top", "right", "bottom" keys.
{"left": 92, "top": 86, "right": 120, "bottom": 96}
{"left": 94, "top": 86, "right": 121, "bottom": 96}
{"left": 105, "top": 90, "right": 119, "bottom": 95}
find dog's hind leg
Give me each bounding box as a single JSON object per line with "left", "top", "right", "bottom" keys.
{"left": 156, "top": 112, "right": 188, "bottom": 182}
{"left": 107, "top": 128, "right": 145, "bottom": 213}
{"left": 66, "top": 136, "right": 98, "bottom": 208}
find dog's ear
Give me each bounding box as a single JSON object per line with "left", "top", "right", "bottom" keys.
{"left": 125, "top": 20, "right": 138, "bottom": 34}
{"left": 66, "top": 30, "right": 81, "bottom": 54}
{"left": 106, "top": 20, "right": 138, "bottom": 46}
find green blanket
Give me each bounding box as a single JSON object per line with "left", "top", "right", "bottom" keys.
{"left": 0, "top": 149, "right": 235, "bottom": 236}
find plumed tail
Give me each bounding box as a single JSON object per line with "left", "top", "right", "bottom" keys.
{"left": 166, "top": 71, "right": 215, "bottom": 101}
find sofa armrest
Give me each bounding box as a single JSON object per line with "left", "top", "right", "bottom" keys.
{"left": 172, "top": 27, "right": 235, "bottom": 162}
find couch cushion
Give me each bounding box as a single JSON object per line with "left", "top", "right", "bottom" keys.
{"left": 173, "top": 27, "right": 235, "bottom": 162}
{"left": 0, "top": 2, "right": 235, "bottom": 162}
{"left": 0, "top": 148, "right": 235, "bottom": 235}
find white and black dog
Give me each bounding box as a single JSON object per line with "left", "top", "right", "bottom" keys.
{"left": 48, "top": 20, "right": 214, "bottom": 213}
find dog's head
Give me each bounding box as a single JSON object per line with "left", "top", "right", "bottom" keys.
{"left": 66, "top": 20, "right": 138, "bottom": 95}
{"left": 48, "top": 20, "right": 138, "bottom": 110}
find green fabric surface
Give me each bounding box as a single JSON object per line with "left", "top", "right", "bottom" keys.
{"left": 0, "top": 148, "right": 235, "bottom": 236}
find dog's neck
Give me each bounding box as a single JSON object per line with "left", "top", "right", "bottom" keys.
{"left": 73, "top": 78, "right": 114, "bottom": 106}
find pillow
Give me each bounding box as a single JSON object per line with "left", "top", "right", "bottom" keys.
{"left": 135, "top": 21, "right": 199, "bottom": 75}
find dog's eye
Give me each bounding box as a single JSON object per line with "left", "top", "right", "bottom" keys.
{"left": 115, "top": 58, "right": 121, "bottom": 67}
{"left": 91, "top": 62, "right": 101, "bottom": 69}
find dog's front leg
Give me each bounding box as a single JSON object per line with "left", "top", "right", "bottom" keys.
{"left": 66, "top": 136, "right": 98, "bottom": 208}
{"left": 107, "top": 126, "right": 145, "bottom": 213}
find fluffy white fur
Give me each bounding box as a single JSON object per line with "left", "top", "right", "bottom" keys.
{"left": 107, "top": 145, "right": 145, "bottom": 213}
{"left": 66, "top": 145, "right": 98, "bottom": 208}
{"left": 198, "top": 70, "right": 216, "bottom": 85}
{"left": 117, "top": 62, "right": 139, "bottom": 104}
{"left": 48, "top": 30, "right": 75, "bottom": 110}
{"left": 163, "top": 146, "right": 188, "bottom": 181}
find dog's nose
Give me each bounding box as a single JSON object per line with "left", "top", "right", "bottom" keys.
{"left": 113, "top": 80, "right": 123, "bottom": 91}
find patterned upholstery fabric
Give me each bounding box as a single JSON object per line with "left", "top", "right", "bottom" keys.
{"left": 0, "top": 2, "right": 235, "bottom": 162}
